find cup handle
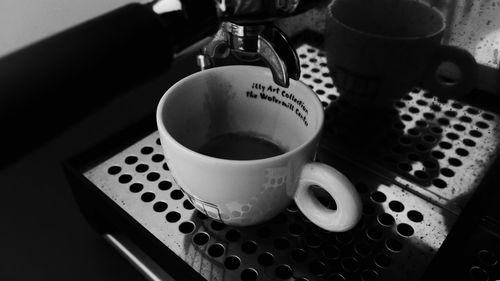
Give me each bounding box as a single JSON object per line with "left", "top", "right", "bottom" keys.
{"left": 421, "top": 45, "right": 477, "bottom": 100}
{"left": 294, "top": 162, "right": 362, "bottom": 232}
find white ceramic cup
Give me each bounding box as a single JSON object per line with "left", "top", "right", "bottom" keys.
{"left": 156, "top": 65, "right": 361, "bottom": 232}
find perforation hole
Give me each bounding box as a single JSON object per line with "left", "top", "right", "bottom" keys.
{"left": 463, "top": 138, "right": 476, "bottom": 147}
{"left": 437, "top": 118, "right": 449, "bottom": 126}
{"left": 141, "top": 146, "right": 154, "bottom": 155}
{"left": 423, "top": 113, "right": 437, "bottom": 122}
{"left": 292, "top": 248, "right": 308, "bottom": 262}
{"left": 397, "top": 223, "right": 414, "bottom": 237}
{"left": 241, "top": 241, "right": 258, "bottom": 254}
{"left": 361, "top": 270, "right": 381, "bottom": 281}
{"left": 305, "top": 234, "right": 322, "bottom": 248}
{"left": 446, "top": 101, "right": 461, "bottom": 109}
{"left": 158, "top": 180, "right": 172, "bottom": 191}
{"left": 414, "top": 170, "right": 429, "bottom": 179}
{"left": 389, "top": 200, "right": 404, "bottom": 212}
{"left": 225, "top": 229, "right": 241, "bottom": 242}
{"left": 370, "top": 191, "right": 387, "bottom": 203}
{"left": 125, "top": 156, "right": 138, "bottom": 165}
{"left": 170, "top": 189, "right": 184, "bottom": 200}
{"left": 147, "top": 172, "right": 160, "bottom": 182}
{"left": 258, "top": 252, "right": 275, "bottom": 267}
{"left": 152, "top": 154, "right": 165, "bottom": 162}
{"left": 193, "top": 232, "right": 209, "bottom": 245}
{"left": 460, "top": 116, "right": 472, "bottom": 123}
{"left": 208, "top": 243, "right": 225, "bottom": 258}
{"left": 119, "top": 174, "right": 132, "bottom": 184}
{"left": 430, "top": 126, "right": 442, "bottom": 134}
{"left": 196, "top": 211, "right": 208, "bottom": 220}
{"left": 448, "top": 157, "right": 463, "bottom": 167}
{"left": 440, "top": 168, "right": 455, "bottom": 177}
{"left": 288, "top": 223, "right": 303, "bottom": 236}
{"left": 166, "top": 211, "right": 181, "bottom": 223}
{"left": 354, "top": 242, "right": 372, "bottom": 257}
{"left": 470, "top": 130, "right": 483, "bottom": 138}
{"left": 129, "top": 183, "right": 143, "bottom": 193}
{"left": 336, "top": 232, "right": 354, "bottom": 245}
{"left": 309, "top": 260, "right": 327, "bottom": 276}
{"left": 378, "top": 213, "right": 395, "bottom": 226}
{"left": 275, "top": 264, "right": 293, "bottom": 280}
{"left": 431, "top": 150, "right": 445, "bottom": 159}
{"left": 401, "top": 114, "right": 412, "bottom": 121}
{"left": 224, "top": 256, "right": 241, "bottom": 270}
{"left": 153, "top": 201, "right": 168, "bottom": 212}
{"left": 456, "top": 148, "right": 469, "bottom": 157}
{"left": 482, "top": 113, "right": 495, "bottom": 121}
{"left": 141, "top": 192, "right": 155, "bottom": 203}
{"left": 439, "top": 141, "right": 452, "bottom": 150}
{"left": 183, "top": 199, "right": 194, "bottom": 210}
{"left": 453, "top": 124, "right": 466, "bottom": 131}
{"left": 478, "top": 250, "right": 498, "bottom": 266}
{"left": 469, "top": 266, "right": 488, "bottom": 281}
{"left": 407, "top": 210, "right": 424, "bottom": 222}
{"left": 323, "top": 245, "right": 340, "bottom": 260}
{"left": 386, "top": 238, "right": 403, "bottom": 252}
{"left": 341, "top": 257, "right": 359, "bottom": 272}
{"left": 408, "top": 128, "right": 420, "bottom": 137}
{"left": 328, "top": 273, "right": 346, "bottom": 281}
{"left": 374, "top": 253, "right": 391, "bottom": 268}
{"left": 211, "top": 221, "right": 226, "bottom": 231}
{"left": 179, "top": 221, "right": 195, "bottom": 234}
{"left": 366, "top": 226, "right": 383, "bottom": 241}
{"left": 241, "top": 268, "right": 258, "bottom": 281}
{"left": 432, "top": 178, "right": 447, "bottom": 188}
{"left": 108, "top": 166, "right": 121, "bottom": 175}
{"left": 416, "top": 120, "right": 428, "bottom": 127}
{"left": 423, "top": 160, "right": 437, "bottom": 170}
{"left": 135, "top": 164, "right": 149, "bottom": 173}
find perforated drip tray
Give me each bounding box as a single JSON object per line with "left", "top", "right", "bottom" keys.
{"left": 85, "top": 131, "right": 453, "bottom": 281}
{"left": 296, "top": 44, "right": 500, "bottom": 214}
{"left": 75, "top": 44, "right": 500, "bottom": 281}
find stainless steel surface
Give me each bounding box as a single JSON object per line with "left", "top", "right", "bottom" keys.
{"left": 198, "top": 21, "right": 300, "bottom": 87}
{"left": 104, "top": 234, "right": 175, "bottom": 281}
{"left": 82, "top": 45, "right": 499, "bottom": 280}
{"left": 85, "top": 131, "right": 454, "bottom": 281}
{"left": 297, "top": 44, "right": 500, "bottom": 215}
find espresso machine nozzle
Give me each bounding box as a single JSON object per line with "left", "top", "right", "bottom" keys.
{"left": 198, "top": 0, "right": 308, "bottom": 87}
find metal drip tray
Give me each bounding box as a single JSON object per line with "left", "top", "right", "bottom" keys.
{"left": 85, "top": 131, "right": 454, "bottom": 281}
{"left": 67, "top": 43, "right": 500, "bottom": 281}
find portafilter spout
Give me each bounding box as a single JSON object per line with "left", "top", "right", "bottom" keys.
{"left": 197, "top": 0, "right": 310, "bottom": 87}
{"left": 197, "top": 21, "right": 300, "bottom": 87}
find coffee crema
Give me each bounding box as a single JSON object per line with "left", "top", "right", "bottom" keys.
{"left": 197, "top": 132, "right": 285, "bottom": 160}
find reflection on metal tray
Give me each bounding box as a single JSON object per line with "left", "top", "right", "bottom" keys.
{"left": 85, "top": 131, "right": 454, "bottom": 281}
{"left": 296, "top": 44, "right": 500, "bottom": 214}
{"left": 76, "top": 44, "right": 499, "bottom": 281}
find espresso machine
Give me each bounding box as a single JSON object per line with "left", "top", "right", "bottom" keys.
{"left": 2, "top": 0, "right": 499, "bottom": 280}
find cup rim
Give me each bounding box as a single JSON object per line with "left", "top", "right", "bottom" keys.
{"left": 327, "top": 0, "right": 446, "bottom": 41}
{"left": 156, "top": 65, "right": 325, "bottom": 166}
